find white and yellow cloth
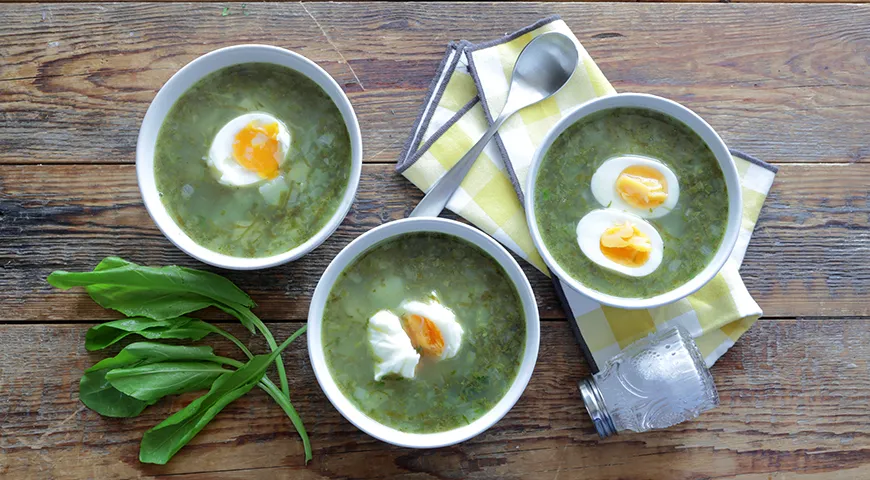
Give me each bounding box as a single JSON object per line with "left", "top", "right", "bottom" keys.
{"left": 396, "top": 16, "right": 777, "bottom": 371}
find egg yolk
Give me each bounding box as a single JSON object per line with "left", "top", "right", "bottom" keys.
{"left": 600, "top": 222, "right": 651, "bottom": 267}
{"left": 232, "top": 122, "right": 282, "bottom": 179}
{"left": 615, "top": 165, "right": 668, "bottom": 209}
{"left": 402, "top": 314, "right": 444, "bottom": 358}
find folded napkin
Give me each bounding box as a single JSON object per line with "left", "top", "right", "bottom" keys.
{"left": 397, "top": 16, "right": 777, "bottom": 371}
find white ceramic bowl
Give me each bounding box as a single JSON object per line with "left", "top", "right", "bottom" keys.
{"left": 308, "top": 218, "right": 540, "bottom": 448}
{"left": 136, "top": 45, "right": 362, "bottom": 270}
{"left": 525, "top": 93, "right": 742, "bottom": 309}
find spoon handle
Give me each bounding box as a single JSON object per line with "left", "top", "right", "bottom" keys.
{"left": 410, "top": 114, "right": 508, "bottom": 218}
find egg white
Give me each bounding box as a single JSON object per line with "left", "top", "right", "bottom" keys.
{"left": 207, "top": 113, "right": 291, "bottom": 187}
{"left": 400, "top": 298, "right": 463, "bottom": 360}
{"left": 590, "top": 156, "right": 679, "bottom": 219}
{"left": 576, "top": 209, "right": 664, "bottom": 278}
{"left": 367, "top": 310, "right": 420, "bottom": 381}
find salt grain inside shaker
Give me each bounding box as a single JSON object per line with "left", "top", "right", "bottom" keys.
{"left": 579, "top": 326, "right": 719, "bottom": 438}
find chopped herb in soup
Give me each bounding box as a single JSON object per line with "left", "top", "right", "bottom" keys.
{"left": 154, "top": 63, "right": 352, "bottom": 258}
{"left": 535, "top": 107, "right": 728, "bottom": 298}
{"left": 322, "top": 233, "right": 526, "bottom": 433}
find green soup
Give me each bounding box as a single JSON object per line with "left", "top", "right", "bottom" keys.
{"left": 534, "top": 108, "right": 729, "bottom": 298}
{"left": 322, "top": 233, "right": 526, "bottom": 433}
{"left": 154, "top": 63, "right": 352, "bottom": 258}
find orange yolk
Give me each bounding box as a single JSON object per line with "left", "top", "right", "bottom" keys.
{"left": 402, "top": 314, "right": 444, "bottom": 358}
{"left": 231, "top": 122, "right": 282, "bottom": 179}
{"left": 615, "top": 165, "right": 668, "bottom": 209}
{"left": 600, "top": 222, "right": 651, "bottom": 267}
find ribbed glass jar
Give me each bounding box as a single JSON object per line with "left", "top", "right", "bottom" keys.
{"left": 579, "top": 326, "right": 719, "bottom": 438}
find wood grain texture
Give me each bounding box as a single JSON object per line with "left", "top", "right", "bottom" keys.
{"left": 2, "top": 162, "right": 869, "bottom": 320}
{"left": 4, "top": 0, "right": 870, "bottom": 3}
{"left": 1, "top": 3, "right": 869, "bottom": 165}
{"left": 2, "top": 318, "right": 869, "bottom": 479}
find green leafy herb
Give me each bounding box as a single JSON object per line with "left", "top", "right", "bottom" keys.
{"left": 221, "top": 6, "right": 230, "bottom": 16}
{"left": 139, "top": 326, "right": 305, "bottom": 465}
{"left": 106, "top": 361, "right": 230, "bottom": 402}
{"left": 217, "top": 302, "right": 291, "bottom": 396}
{"left": 47, "top": 257, "right": 254, "bottom": 308}
{"left": 83, "top": 285, "right": 220, "bottom": 322}
{"left": 79, "top": 369, "right": 152, "bottom": 418}
{"left": 47, "top": 258, "right": 293, "bottom": 393}
{"left": 85, "top": 316, "right": 212, "bottom": 351}
{"left": 49, "top": 259, "right": 309, "bottom": 464}
{"left": 204, "top": 325, "right": 310, "bottom": 462}
{"left": 87, "top": 342, "right": 219, "bottom": 373}
{"left": 79, "top": 343, "right": 216, "bottom": 417}
{"left": 139, "top": 358, "right": 265, "bottom": 464}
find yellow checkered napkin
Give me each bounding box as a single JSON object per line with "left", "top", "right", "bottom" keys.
{"left": 396, "top": 16, "right": 777, "bottom": 370}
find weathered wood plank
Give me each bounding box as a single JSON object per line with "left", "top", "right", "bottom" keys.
{"left": 4, "top": 0, "right": 870, "bottom": 4}
{"left": 1, "top": 318, "right": 868, "bottom": 478}
{"left": 1, "top": 163, "right": 868, "bottom": 320}
{"left": 1, "top": 3, "right": 868, "bottom": 165}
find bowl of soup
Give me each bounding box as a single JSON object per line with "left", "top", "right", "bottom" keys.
{"left": 526, "top": 93, "right": 742, "bottom": 309}
{"left": 137, "top": 45, "right": 362, "bottom": 269}
{"left": 308, "top": 218, "right": 539, "bottom": 447}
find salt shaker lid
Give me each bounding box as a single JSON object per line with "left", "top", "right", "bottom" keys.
{"left": 579, "top": 377, "right": 617, "bottom": 438}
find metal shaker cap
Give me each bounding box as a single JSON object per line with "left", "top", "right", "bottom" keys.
{"left": 579, "top": 377, "right": 617, "bottom": 439}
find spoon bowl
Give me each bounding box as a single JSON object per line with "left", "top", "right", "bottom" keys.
{"left": 410, "top": 32, "right": 579, "bottom": 218}
{"left": 502, "top": 32, "right": 579, "bottom": 114}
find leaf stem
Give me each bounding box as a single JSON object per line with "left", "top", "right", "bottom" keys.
{"left": 259, "top": 375, "right": 313, "bottom": 463}
{"left": 220, "top": 303, "right": 291, "bottom": 398}
{"left": 202, "top": 323, "right": 254, "bottom": 359}
{"left": 212, "top": 324, "right": 311, "bottom": 462}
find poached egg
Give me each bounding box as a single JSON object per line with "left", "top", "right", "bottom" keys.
{"left": 365, "top": 296, "right": 464, "bottom": 381}
{"left": 367, "top": 310, "right": 420, "bottom": 381}
{"left": 400, "top": 297, "right": 463, "bottom": 361}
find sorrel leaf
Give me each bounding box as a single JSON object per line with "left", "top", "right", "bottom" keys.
{"left": 106, "top": 362, "right": 230, "bottom": 401}
{"left": 139, "top": 325, "right": 307, "bottom": 464}
{"left": 138, "top": 354, "right": 274, "bottom": 464}
{"left": 85, "top": 317, "right": 212, "bottom": 351}
{"left": 79, "top": 369, "right": 153, "bottom": 418}
{"left": 79, "top": 342, "right": 221, "bottom": 417}
{"left": 47, "top": 257, "right": 255, "bottom": 308}
{"left": 86, "top": 343, "right": 218, "bottom": 373}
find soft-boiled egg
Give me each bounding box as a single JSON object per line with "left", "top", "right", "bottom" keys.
{"left": 367, "top": 310, "right": 421, "bottom": 381}
{"left": 576, "top": 209, "right": 664, "bottom": 277}
{"left": 400, "top": 297, "right": 463, "bottom": 361}
{"left": 207, "top": 113, "right": 291, "bottom": 187}
{"left": 590, "top": 156, "right": 679, "bottom": 218}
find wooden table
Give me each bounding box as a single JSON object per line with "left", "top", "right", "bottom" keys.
{"left": 2, "top": 2, "right": 869, "bottom": 478}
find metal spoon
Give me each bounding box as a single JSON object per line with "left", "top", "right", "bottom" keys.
{"left": 410, "top": 32, "right": 579, "bottom": 218}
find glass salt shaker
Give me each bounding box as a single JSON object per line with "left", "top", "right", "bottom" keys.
{"left": 579, "top": 326, "right": 719, "bottom": 438}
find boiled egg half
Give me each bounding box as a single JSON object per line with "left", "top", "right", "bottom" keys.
{"left": 367, "top": 310, "right": 420, "bottom": 381}
{"left": 207, "top": 113, "right": 291, "bottom": 187}
{"left": 576, "top": 209, "right": 664, "bottom": 277}
{"left": 591, "top": 156, "right": 679, "bottom": 218}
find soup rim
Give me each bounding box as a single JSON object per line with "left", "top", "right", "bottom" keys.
{"left": 136, "top": 44, "right": 362, "bottom": 270}
{"left": 308, "top": 218, "right": 540, "bottom": 448}
{"left": 525, "top": 93, "right": 743, "bottom": 309}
